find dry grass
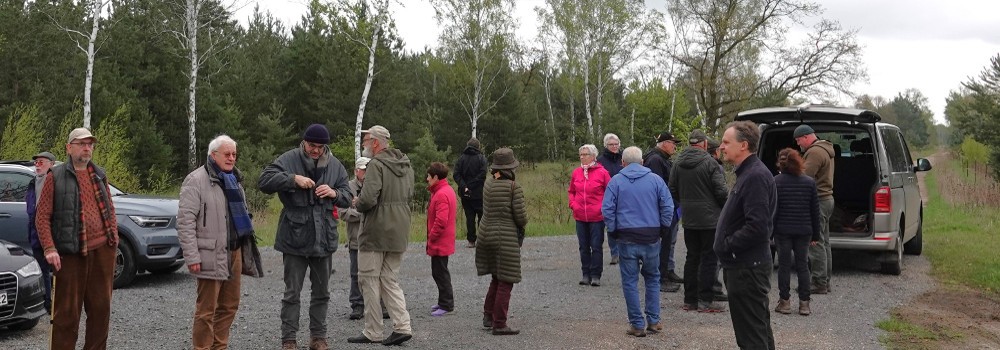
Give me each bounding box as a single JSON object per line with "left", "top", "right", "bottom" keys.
{"left": 936, "top": 153, "right": 1000, "bottom": 207}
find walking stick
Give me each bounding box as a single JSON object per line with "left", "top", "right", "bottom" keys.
{"left": 48, "top": 274, "right": 55, "bottom": 348}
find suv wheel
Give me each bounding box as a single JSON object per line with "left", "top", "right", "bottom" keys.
{"left": 903, "top": 216, "right": 923, "bottom": 256}
{"left": 114, "top": 242, "right": 138, "bottom": 289}
{"left": 880, "top": 231, "right": 903, "bottom": 275}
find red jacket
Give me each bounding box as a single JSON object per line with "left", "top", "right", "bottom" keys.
{"left": 568, "top": 162, "right": 611, "bottom": 223}
{"left": 426, "top": 179, "right": 457, "bottom": 256}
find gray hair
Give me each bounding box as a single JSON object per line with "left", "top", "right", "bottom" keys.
{"left": 622, "top": 146, "right": 643, "bottom": 165}
{"left": 579, "top": 144, "right": 598, "bottom": 157}
{"left": 603, "top": 133, "right": 620, "bottom": 146}
{"left": 207, "top": 135, "right": 236, "bottom": 155}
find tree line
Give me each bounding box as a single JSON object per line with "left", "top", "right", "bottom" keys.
{"left": 2, "top": 0, "right": 962, "bottom": 211}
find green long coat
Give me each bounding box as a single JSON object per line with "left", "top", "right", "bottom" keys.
{"left": 475, "top": 176, "right": 528, "bottom": 283}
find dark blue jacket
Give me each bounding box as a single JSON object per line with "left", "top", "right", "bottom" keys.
{"left": 774, "top": 173, "right": 821, "bottom": 241}
{"left": 714, "top": 155, "right": 776, "bottom": 268}
{"left": 596, "top": 147, "right": 623, "bottom": 178}
{"left": 26, "top": 178, "right": 40, "bottom": 249}
{"left": 602, "top": 163, "right": 674, "bottom": 244}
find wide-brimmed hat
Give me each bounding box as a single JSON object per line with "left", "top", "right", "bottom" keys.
{"left": 490, "top": 147, "right": 519, "bottom": 170}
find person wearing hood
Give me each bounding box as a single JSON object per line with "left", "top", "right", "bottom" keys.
{"left": 596, "top": 133, "right": 623, "bottom": 264}
{"left": 644, "top": 131, "right": 685, "bottom": 292}
{"left": 348, "top": 125, "right": 415, "bottom": 346}
{"left": 568, "top": 144, "right": 611, "bottom": 286}
{"left": 259, "top": 124, "right": 352, "bottom": 350}
{"left": 25, "top": 151, "right": 55, "bottom": 313}
{"left": 669, "top": 130, "right": 728, "bottom": 313}
{"left": 602, "top": 146, "right": 674, "bottom": 337}
{"left": 793, "top": 124, "right": 835, "bottom": 295}
{"left": 454, "top": 138, "right": 488, "bottom": 248}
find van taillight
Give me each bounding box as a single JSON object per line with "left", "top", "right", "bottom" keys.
{"left": 874, "top": 186, "right": 891, "bottom": 213}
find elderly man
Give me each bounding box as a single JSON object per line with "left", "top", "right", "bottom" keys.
{"left": 793, "top": 124, "right": 836, "bottom": 294}
{"left": 35, "top": 128, "right": 118, "bottom": 349}
{"left": 603, "top": 146, "right": 674, "bottom": 337}
{"left": 337, "top": 157, "right": 387, "bottom": 321}
{"left": 716, "top": 121, "right": 777, "bottom": 350}
{"left": 259, "top": 124, "right": 352, "bottom": 350}
{"left": 178, "top": 135, "right": 263, "bottom": 350}
{"left": 347, "top": 125, "right": 415, "bottom": 346}
{"left": 669, "top": 130, "right": 728, "bottom": 313}
{"left": 25, "top": 151, "right": 55, "bottom": 313}
{"left": 596, "top": 133, "right": 623, "bottom": 264}
{"left": 644, "top": 131, "right": 684, "bottom": 292}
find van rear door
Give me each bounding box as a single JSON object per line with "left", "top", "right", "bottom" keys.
{"left": 736, "top": 105, "right": 881, "bottom": 124}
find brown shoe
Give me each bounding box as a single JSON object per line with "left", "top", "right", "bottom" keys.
{"left": 281, "top": 340, "right": 296, "bottom": 350}
{"left": 309, "top": 337, "right": 328, "bottom": 350}
{"left": 774, "top": 299, "right": 792, "bottom": 314}
{"left": 646, "top": 323, "right": 663, "bottom": 334}
{"left": 799, "top": 300, "right": 811, "bottom": 316}
{"left": 492, "top": 327, "right": 520, "bottom": 335}
{"left": 626, "top": 325, "right": 646, "bottom": 337}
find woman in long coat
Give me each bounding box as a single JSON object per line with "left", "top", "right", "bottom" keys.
{"left": 475, "top": 147, "right": 528, "bottom": 336}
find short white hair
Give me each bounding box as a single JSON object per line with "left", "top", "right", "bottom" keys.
{"left": 579, "top": 144, "right": 598, "bottom": 157}
{"left": 603, "top": 133, "right": 620, "bottom": 146}
{"left": 622, "top": 146, "right": 643, "bottom": 165}
{"left": 207, "top": 135, "right": 236, "bottom": 155}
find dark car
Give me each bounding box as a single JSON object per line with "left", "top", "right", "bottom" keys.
{"left": 0, "top": 239, "right": 46, "bottom": 331}
{"left": 0, "top": 163, "right": 184, "bottom": 288}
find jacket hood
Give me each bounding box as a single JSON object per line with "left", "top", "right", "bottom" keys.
{"left": 462, "top": 145, "right": 482, "bottom": 155}
{"left": 619, "top": 163, "right": 653, "bottom": 180}
{"left": 808, "top": 139, "right": 835, "bottom": 158}
{"left": 677, "top": 147, "right": 712, "bottom": 169}
{"left": 374, "top": 148, "right": 412, "bottom": 177}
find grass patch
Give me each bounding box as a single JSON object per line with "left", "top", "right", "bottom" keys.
{"left": 876, "top": 316, "right": 940, "bottom": 341}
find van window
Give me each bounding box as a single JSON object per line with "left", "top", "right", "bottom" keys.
{"left": 0, "top": 171, "right": 32, "bottom": 202}
{"left": 882, "top": 129, "right": 909, "bottom": 173}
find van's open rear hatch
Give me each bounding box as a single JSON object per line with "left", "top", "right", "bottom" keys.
{"left": 735, "top": 105, "right": 881, "bottom": 124}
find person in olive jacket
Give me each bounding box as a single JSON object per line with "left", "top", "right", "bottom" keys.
{"left": 178, "top": 135, "right": 264, "bottom": 350}
{"left": 259, "top": 124, "right": 352, "bottom": 350}
{"left": 348, "top": 125, "right": 415, "bottom": 346}
{"left": 454, "top": 137, "right": 488, "bottom": 248}
{"left": 476, "top": 147, "right": 527, "bottom": 336}
{"left": 772, "top": 148, "right": 821, "bottom": 316}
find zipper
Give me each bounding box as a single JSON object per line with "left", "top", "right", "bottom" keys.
{"left": 202, "top": 203, "right": 207, "bottom": 227}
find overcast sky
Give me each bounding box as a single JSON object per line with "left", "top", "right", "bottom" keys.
{"left": 239, "top": 0, "right": 1000, "bottom": 124}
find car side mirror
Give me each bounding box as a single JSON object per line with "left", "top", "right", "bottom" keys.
{"left": 914, "top": 158, "right": 932, "bottom": 172}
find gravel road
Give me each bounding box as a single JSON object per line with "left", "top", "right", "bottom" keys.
{"left": 0, "top": 232, "right": 932, "bottom": 349}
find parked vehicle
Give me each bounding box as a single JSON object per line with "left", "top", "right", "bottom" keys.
{"left": 0, "top": 163, "right": 184, "bottom": 288}
{"left": 736, "top": 105, "right": 932, "bottom": 275}
{"left": 0, "top": 239, "right": 46, "bottom": 331}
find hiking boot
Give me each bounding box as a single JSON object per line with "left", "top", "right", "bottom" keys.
{"left": 799, "top": 300, "right": 811, "bottom": 316}
{"left": 810, "top": 285, "right": 829, "bottom": 294}
{"left": 381, "top": 332, "right": 412, "bottom": 346}
{"left": 660, "top": 281, "right": 680, "bottom": 293}
{"left": 309, "top": 337, "right": 328, "bottom": 350}
{"left": 483, "top": 313, "right": 492, "bottom": 329}
{"left": 590, "top": 277, "right": 601, "bottom": 287}
{"left": 774, "top": 299, "right": 792, "bottom": 314}
{"left": 610, "top": 256, "right": 619, "bottom": 265}
{"left": 579, "top": 276, "right": 591, "bottom": 285}
{"left": 282, "top": 340, "right": 296, "bottom": 350}
{"left": 698, "top": 301, "right": 726, "bottom": 313}
{"left": 492, "top": 327, "right": 520, "bottom": 336}
{"left": 347, "top": 334, "right": 378, "bottom": 344}
{"left": 646, "top": 323, "right": 663, "bottom": 334}
{"left": 713, "top": 292, "right": 728, "bottom": 302}
{"left": 626, "top": 325, "right": 646, "bottom": 337}
{"left": 666, "top": 270, "right": 684, "bottom": 283}
{"left": 348, "top": 306, "right": 364, "bottom": 320}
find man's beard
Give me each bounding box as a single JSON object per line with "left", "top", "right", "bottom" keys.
{"left": 362, "top": 147, "right": 373, "bottom": 158}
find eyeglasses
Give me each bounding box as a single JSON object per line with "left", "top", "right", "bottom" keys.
{"left": 213, "top": 151, "right": 238, "bottom": 159}
{"left": 606, "top": 143, "right": 620, "bottom": 147}
{"left": 70, "top": 141, "right": 96, "bottom": 148}
{"left": 33, "top": 159, "right": 51, "bottom": 165}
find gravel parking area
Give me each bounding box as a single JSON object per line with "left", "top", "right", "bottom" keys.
{"left": 0, "top": 233, "right": 932, "bottom": 349}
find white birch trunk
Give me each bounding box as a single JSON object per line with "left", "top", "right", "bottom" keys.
{"left": 543, "top": 70, "right": 557, "bottom": 160}
{"left": 186, "top": 0, "right": 199, "bottom": 170}
{"left": 82, "top": 0, "right": 103, "bottom": 129}
{"left": 354, "top": 26, "right": 379, "bottom": 160}
{"left": 629, "top": 106, "right": 635, "bottom": 144}
{"left": 582, "top": 59, "right": 593, "bottom": 141}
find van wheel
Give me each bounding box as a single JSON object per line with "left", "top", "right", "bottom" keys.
{"left": 114, "top": 243, "right": 138, "bottom": 289}
{"left": 881, "top": 233, "right": 903, "bottom": 275}
{"left": 903, "top": 217, "right": 923, "bottom": 256}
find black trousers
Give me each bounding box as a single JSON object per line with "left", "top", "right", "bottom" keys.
{"left": 776, "top": 235, "right": 811, "bottom": 301}
{"left": 724, "top": 262, "right": 775, "bottom": 350}
{"left": 431, "top": 256, "right": 454, "bottom": 311}
{"left": 461, "top": 197, "right": 483, "bottom": 243}
{"left": 683, "top": 228, "right": 719, "bottom": 304}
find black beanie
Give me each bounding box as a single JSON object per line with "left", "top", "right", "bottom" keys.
{"left": 303, "top": 124, "right": 330, "bottom": 144}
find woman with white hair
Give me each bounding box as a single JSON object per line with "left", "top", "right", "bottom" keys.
{"left": 568, "top": 144, "right": 612, "bottom": 286}
{"left": 597, "top": 133, "right": 624, "bottom": 264}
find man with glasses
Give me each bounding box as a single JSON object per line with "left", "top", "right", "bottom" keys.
{"left": 25, "top": 151, "right": 56, "bottom": 314}
{"left": 596, "top": 133, "right": 623, "bottom": 265}
{"left": 259, "top": 124, "right": 352, "bottom": 350}
{"left": 643, "top": 132, "right": 685, "bottom": 293}
{"left": 35, "top": 128, "right": 118, "bottom": 349}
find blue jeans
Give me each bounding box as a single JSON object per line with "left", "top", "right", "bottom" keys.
{"left": 618, "top": 241, "right": 661, "bottom": 329}
{"left": 576, "top": 221, "right": 605, "bottom": 279}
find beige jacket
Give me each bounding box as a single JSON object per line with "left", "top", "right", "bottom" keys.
{"left": 337, "top": 178, "right": 363, "bottom": 250}
{"left": 177, "top": 164, "right": 247, "bottom": 280}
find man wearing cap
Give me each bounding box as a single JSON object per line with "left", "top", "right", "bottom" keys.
{"left": 25, "top": 151, "right": 55, "bottom": 313}
{"left": 337, "top": 156, "right": 382, "bottom": 321}
{"left": 454, "top": 137, "right": 487, "bottom": 248}
{"left": 643, "top": 131, "right": 684, "bottom": 292}
{"left": 793, "top": 124, "right": 835, "bottom": 294}
{"left": 259, "top": 124, "right": 352, "bottom": 350}
{"left": 669, "top": 130, "right": 728, "bottom": 312}
{"left": 35, "top": 128, "right": 119, "bottom": 349}
{"left": 348, "top": 125, "right": 415, "bottom": 346}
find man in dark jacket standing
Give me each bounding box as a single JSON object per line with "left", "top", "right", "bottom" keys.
{"left": 644, "top": 131, "right": 684, "bottom": 292}
{"left": 596, "top": 133, "right": 623, "bottom": 264}
{"left": 348, "top": 125, "right": 415, "bottom": 346}
{"left": 715, "top": 121, "right": 776, "bottom": 350}
{"left": 454, "top": 137, "right": 487, "bottom": 248}
{"left": 26, "top": 151, "right": 55, "bottom": 314}
{"left": 259, "top": 124, "right": 352, "bottom": 350}
{"left": 669, "top": 130, "right": 728, "bottom": 312}
{"left": 794, "top": 124, "right": 835, "bottom": 294}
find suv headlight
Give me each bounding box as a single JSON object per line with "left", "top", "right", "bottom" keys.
{"left": 128, "top": 216, "right": 173, "bottom": 228}
{"left": 17, "top": 260, "right": 41, "bottom": 278}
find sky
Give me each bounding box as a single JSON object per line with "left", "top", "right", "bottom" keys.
{"left": 238, "top": 0, "right": 1000, "bottom": 125}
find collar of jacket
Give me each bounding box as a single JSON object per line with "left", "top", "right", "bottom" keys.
{"left": 203, "top": 160, "right": 243, "bottom": 184}
{"left": 59, "top": 161, "right": 106, "bottom": 180}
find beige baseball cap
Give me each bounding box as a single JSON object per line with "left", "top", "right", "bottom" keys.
{"left": 67, "top": 127, "right": 98, "bottom": 144}
{"left": 360, "top": 125, "right": 391, "bottom": 140}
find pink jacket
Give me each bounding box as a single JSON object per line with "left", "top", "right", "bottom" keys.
{"left": 426, "top": 179, "right": 457, "bottom": 256}
{"left": 568, "top": 162, "right": 611, "bottom": 223}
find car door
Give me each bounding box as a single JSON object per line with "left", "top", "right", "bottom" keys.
{"left": 0, "top": 170, "right": 34, "bottom": 250}
{"left": 895, "top": 131, "right": 921, "bottom": 236}
{"left": 881, "top": 128, "right": 919, "bottom": 239}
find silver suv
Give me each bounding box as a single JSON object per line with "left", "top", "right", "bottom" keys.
{"left": 736, "top": 105, "right": 932, "bottom": 275}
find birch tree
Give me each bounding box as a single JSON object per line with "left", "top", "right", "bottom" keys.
{"left": 432, "top": 0, "right": 519, "bottom": 138}
{"left": 49, "top": 0, "right": 111, "bottom": 129}
{"left": 329, "top": 0, "right": 398, "bottom": 159}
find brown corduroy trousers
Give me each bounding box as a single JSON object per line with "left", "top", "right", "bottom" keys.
{"left": 50, "top": 244, "right": 115, "bottom": 350}
{"left": 192, "top": 249, "right": 243, "bottom": 350}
